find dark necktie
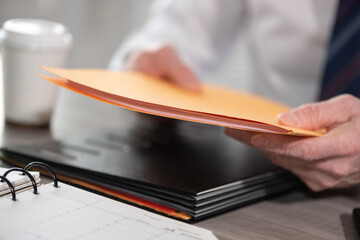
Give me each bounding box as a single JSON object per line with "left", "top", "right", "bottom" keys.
{"left": 319, "top": 0, "right": 360, "bottom": 100}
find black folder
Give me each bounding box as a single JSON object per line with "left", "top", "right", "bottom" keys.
{"left": 0, "top": 120, "right": 301, "bottom": 221}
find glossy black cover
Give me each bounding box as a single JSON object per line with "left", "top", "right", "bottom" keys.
{"left": 1, "top": 119, "right": 300, "bottom": 219}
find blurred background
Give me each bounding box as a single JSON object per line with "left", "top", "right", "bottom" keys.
{"left": 0, "top": 0, "right": 251, "bottom": 137}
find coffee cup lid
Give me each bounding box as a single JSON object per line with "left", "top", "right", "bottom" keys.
{"left": 0, "top": 18, "right": 72, "bottom": 51}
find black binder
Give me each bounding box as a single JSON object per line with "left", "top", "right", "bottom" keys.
{"left": 0, "top": 120, "right": 301, "bottom": 221}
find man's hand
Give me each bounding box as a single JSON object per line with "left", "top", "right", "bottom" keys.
{"left": 226, "top": 94, "right": 360, "bottom": 191}
{"left": 124, "top": 45, "right": 201, "bottom": 92}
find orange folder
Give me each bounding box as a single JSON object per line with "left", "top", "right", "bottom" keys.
{"left": 39, "top": 66, "right": 322, "bottom": 136}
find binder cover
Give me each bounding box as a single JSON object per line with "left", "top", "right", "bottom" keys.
{"left": 1, "top": 121, "right": 301, "bottom": 221}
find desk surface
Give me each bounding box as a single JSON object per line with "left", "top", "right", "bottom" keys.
{"left": 1, "top": 121, "right": 360, "bottom": 240}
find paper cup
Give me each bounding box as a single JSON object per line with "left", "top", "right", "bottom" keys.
{"left": 0, "top": 19, "right": 72, "bottom": 126}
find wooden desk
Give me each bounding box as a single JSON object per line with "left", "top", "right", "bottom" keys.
{"left": 0, "top": 121, "right": 359, "bottom": 240}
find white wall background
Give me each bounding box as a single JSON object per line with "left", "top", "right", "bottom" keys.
{"left": 0, "top": 0, "right": 251, "bottom": 137}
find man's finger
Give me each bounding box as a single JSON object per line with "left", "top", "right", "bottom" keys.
{"left": 268, "top": 149, "right": 358, "bottom": 180}
{"left": 225, "top": 128, "right": 324, "bottom": 160}
{"left": 289, "top": 165, "right": 338, "bottom": 191}
{"left": 277, "top": 94, "right": 360, "bottom": 130}
{"left": 124, "top": 46, "right": 202, "bottom": 92}
{"left": 225, "top": 128, "right": 351, "bottom": 161}
{"left": 124, "top": 51, "right": 163, "bottom": 77}
{"left": 262, "top": 150, "right": 338, "bottom": 191}
{"left": 154, "top": 46, "right": 202, "bottom": 92}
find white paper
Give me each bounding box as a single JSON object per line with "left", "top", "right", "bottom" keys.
{"left": 0, "top": 183, "right": 218, "bottom": 240}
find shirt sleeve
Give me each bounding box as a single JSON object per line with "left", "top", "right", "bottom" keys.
{"left": 108, "top": 0, "right": 245, "bottom": 76}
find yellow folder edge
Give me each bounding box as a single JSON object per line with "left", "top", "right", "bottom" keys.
{"left": 39, "top": 66, "right": 324, "bottom": 137}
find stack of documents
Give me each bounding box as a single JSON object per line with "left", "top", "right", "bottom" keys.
{"left": 1, "top": 121, "right": 301, "bottom": 221}
{"left": 39, "top": 66, "right": 322, "bottom": 136}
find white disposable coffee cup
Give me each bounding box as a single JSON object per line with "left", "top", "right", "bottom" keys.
{"left": 0, "top": 19, "right": 72, "bottom": 126}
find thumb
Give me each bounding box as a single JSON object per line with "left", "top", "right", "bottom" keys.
{"left": 277, "top": 94, "right": 360, "bottom": 130}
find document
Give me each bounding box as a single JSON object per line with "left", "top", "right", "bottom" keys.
{"left": 0, "top": 183, "right": 218, "bottom": 240}
{"left": 39, "top": 66, "right": 322, "bottom": 136}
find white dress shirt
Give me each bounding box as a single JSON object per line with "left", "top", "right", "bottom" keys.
{"left": 109, "top": 0, "right": 338, "bottom": 107}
